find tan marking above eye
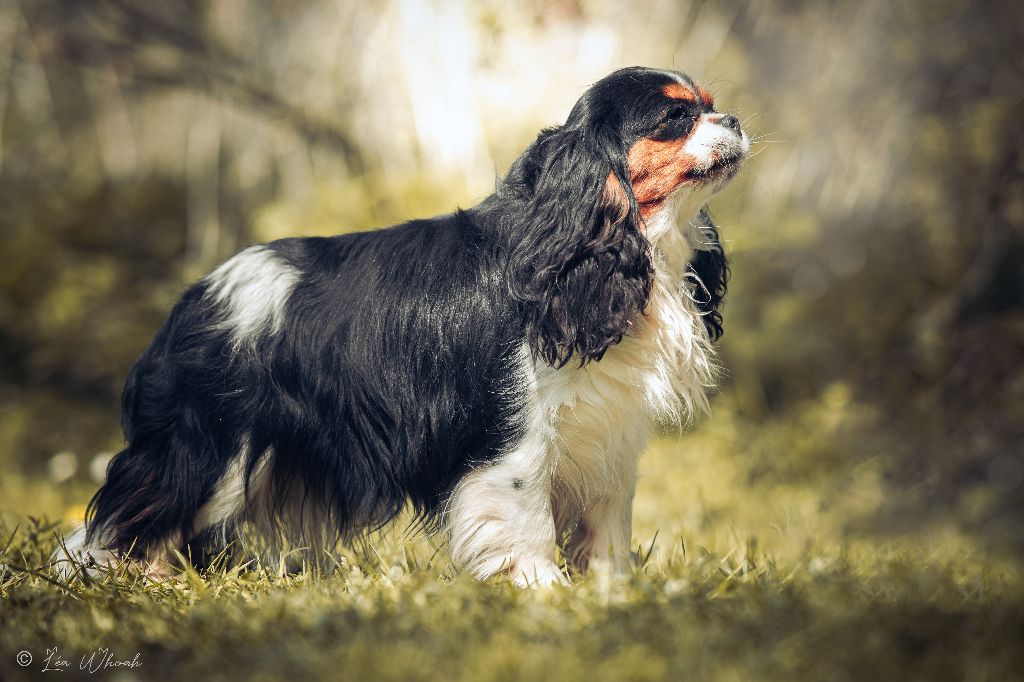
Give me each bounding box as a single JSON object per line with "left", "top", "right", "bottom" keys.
{"left": 661, "top": 83, "right": 697, "bottom": 102}
{"left": 696, "top": 85, "right": 715, "bottom": 108}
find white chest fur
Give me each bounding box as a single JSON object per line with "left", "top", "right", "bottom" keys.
{"left": 533, "top": 211, "right": 717, "bottom": 513}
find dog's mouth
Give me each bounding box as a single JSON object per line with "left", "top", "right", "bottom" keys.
{"left": 687, "top": 151, "right": 745, "bottom": 182}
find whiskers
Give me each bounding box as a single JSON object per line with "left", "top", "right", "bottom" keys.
{"left": 742, "top": 114, "right": 784, "bottom": 161}
{"left": 720, "top": 110, "right": 784, "bottom": 162}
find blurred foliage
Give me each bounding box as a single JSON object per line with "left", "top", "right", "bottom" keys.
{"left": 0, "top": 0, "right": 1021, "bottom": 618}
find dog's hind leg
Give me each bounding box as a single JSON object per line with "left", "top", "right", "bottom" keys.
{"left": 53, "top": 424, "right": 238, "bottom": 580}
{"left": 187, "top": 442, "right": 277, "bottom": 568}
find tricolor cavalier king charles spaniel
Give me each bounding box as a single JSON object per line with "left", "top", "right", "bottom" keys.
{"left": 54, "top": 66, "right": 748, "bottom": 585}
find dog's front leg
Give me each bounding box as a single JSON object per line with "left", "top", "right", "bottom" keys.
{"left": 447, "top": 432, "right": 566, "bottom": 587}
{"left": 561, "top": 450, "right": 639, "bottom": 579}
{"left": 580, "top": 483, "right": 636, "bottom": 578}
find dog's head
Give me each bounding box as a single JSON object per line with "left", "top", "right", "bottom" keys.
{"left": 506, "top": 67, "right": 747, "bottom": 366}
{"left": 569, "top": 67, "right": 749, "bottom": 231}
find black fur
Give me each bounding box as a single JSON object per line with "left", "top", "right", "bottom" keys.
{"left": 503, "top": 121, "right": 652, "bottom": 368}
{"left": 689, "top": 208, "right": 729, "bottom": 341}
{"left": 89, "top": 215, "right": 529, "bottom": 551}
{"left": 85, "top": 66, "right": 734, "bottom": 559}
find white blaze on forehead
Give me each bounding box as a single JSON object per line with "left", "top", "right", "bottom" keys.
{"left": 205, "top": 245, "right": 300, "bottom": 348}
{"left": 655, "top": 69, "right": 692, "bottom": 88}
{"left": 682, "top": 114, "right": 751, "bottom": 173}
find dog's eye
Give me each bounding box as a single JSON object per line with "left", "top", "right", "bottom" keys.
{"left": 665, "top": 106, "right": 691, "bottom": 121}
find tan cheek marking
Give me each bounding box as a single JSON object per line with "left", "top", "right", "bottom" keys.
{"left": 696, "top": 85, "right": 715, "bottom": 108}
{"left": 627, "top": 138, "right": 698, "bottom": 221}
{"left": 661, "top": 82, "right": 697, "bottom": 101}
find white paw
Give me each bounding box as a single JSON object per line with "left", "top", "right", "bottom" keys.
{"left": 586, "top": 555, "right": 632, "bottom": 580}
{"left": 511, "top": 560, "right": 569, "bottom": 588}
{"left": 50, "top": 524, "right": 120, "bottom": 580}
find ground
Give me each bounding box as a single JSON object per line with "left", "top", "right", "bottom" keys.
{"left": 2, "top": 414, "right": 1022, "bottom": 681}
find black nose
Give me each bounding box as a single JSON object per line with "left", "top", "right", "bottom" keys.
{"left": 717, "top": 115, "right": 741, "bottom": 133}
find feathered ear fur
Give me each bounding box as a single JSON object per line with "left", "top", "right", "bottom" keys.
{"left": 506, "top": 124, "right": 654, "bottom": 367}
{"left": 687, "top": 208, "right": 729, "bottom": 341}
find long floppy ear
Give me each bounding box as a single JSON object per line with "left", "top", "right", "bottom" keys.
{"left": 687, "top": 208, "right": 729, "bottom": 341}
{"left": 507, "top": 124, "right": 653, "bottom": 367}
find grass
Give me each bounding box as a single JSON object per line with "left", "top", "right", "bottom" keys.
{"left": 2, "top": 406, "right": 1022, "bottom": 681}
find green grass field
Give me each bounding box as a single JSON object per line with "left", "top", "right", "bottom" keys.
{"left": 2, "top": 405, "right": 1021, "bottom": 681}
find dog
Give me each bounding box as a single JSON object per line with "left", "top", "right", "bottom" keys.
{"left": 52, "top": 66, "right": 747, "bottom": 586}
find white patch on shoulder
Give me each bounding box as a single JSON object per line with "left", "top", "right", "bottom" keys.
{"left": 204, "top": 245, "right": 300, "bottom": 349}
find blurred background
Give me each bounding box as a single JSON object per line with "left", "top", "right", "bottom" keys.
{"left": 0, "top": 0, "right": 1021, "bottom": 563}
